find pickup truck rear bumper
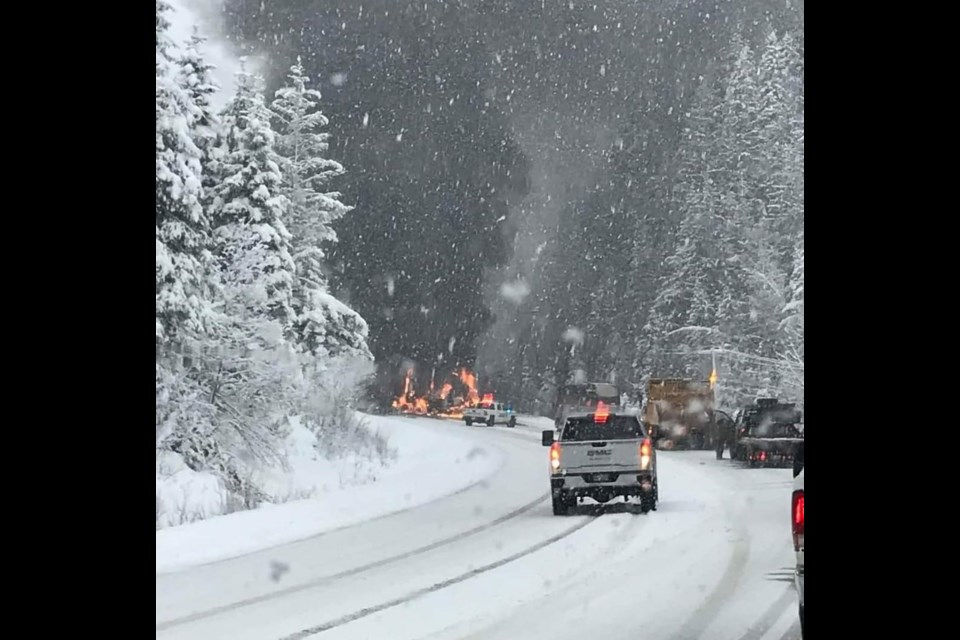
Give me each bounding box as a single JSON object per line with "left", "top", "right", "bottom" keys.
{"left": 552, "top": 471, "right": 655, "bottom": 496}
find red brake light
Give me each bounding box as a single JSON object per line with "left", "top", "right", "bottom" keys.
{"left": 594, "top": 401, "right": 609, "bottom": 424}
{"left": 550, "top": 442, "right": 561, "bottom": 471}
{"left": 792, "top": 490, "right": 804, "bottom": 550}
{"left": 640, "top": 438, "right": 652, "bottom": 457}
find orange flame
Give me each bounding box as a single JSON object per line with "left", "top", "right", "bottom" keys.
{"left": 413, "top": 397, "right": 428, "bottom": 414}
{"left": 391, "top": 367, "right": 487, "bottom": 420}
{"left": 459, "top": 368, "right": 479, "bottom": 406}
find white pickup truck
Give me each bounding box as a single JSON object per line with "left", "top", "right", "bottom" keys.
{"left": 541, "top": 405, "right": 658, "bottom": 515}
{"left": 463, "top": 401, "right": 516, "bottom": 428}
{"left": 792, "top": 442, "right": 805, "bottom": 638}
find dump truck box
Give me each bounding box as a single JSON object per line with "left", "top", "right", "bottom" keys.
{"left": 644, "top": 378, "right": 716, "bottom": 450}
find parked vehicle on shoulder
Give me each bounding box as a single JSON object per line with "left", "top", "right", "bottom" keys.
{"left": 792, "top": 441, "right": 804, "bottom": 638}
{"left": 731, "top": 398, "right": 803, "bottom": 467}
{"left": 463, "top": 400, "right": 516, "bottom": 427}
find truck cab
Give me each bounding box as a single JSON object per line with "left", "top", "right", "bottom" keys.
{"left": 542, "top": 402, "right": 657, "bottom": 515}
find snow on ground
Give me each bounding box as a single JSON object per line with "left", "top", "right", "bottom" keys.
{"left": 157, "top": 452, "right": 229, "bottom": 528}
{"left": 309, "top": 451, "right": 798, "bottom": 640}
{"left": 157, "top": 419, "right": 800, "bottom": 640}
{"left": 156, "top": 415, "right": 387, "bottom": 531}
{"left": 156, "top": 413, "right": 505, "bottom": 574}
{"left": 252, "top": 415, "right": 392, "bottom": 501}
{"left": 157, "top": 436, "right": 799, "bottom": 640}
{"left": 515, "top": 414, "right": 556, "bottom": 431}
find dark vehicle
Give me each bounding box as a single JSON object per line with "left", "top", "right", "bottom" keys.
{"left": 732, "top": 398, "right": 803, "bottom": 466}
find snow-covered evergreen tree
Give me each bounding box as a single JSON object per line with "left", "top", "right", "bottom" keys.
{"left": 638, "top": 32, "right": 806, "bottom": 407}
{"left": 156, "top": 13, "right": 389, "bottom": 525}
{"left": 156, "top": 0, "right": 219, "bottom": 447}
{"left": 271, "top": 58, "right": 351, "bottom": 257}
{"left": 642, "top": 64, "right": 749, "bottom": 382}
{"left": 183, "top": 65, "right": 301, "bottom": 494}
{"left": 270, "top": 58, "right": 371, "bottom": 361}
{"left": 781, "top": 231, "right": 804, "bottom": 359}
{"left": 211, "top": 66, "right": 297, "bottom": 330}
{"left": 156, "top": 0, "right": 215, "bottom": 349}
{"left": 179, "top": 27, "right": 220, "bottom": 182}
{"left": 754, "top": 31, "right": 804, "bottom": 248}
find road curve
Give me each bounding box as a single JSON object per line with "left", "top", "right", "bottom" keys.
{"left": 156, "top": 416, "right": 800, "bottom": 640}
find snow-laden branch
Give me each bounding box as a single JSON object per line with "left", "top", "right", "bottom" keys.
{"left": 665, "top": 325, "right": 724, "bottom": 337}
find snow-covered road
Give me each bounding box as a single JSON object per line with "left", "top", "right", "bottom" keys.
{"left": 156, "top": 416, "right": 801, "bottom": 640}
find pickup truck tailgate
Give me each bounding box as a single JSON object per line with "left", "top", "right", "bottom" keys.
{"left": 560, "top": 440, "right": 639, "bottom": 471}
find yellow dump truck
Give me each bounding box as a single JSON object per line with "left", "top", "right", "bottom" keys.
{"left": 644, "top": 378, "right": 717, "bottom": 450}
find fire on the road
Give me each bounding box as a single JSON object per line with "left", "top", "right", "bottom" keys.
{"left": 392, "top": 367, "right": 488, "bottom": 419}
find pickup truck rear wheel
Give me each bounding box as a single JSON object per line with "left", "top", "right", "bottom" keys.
{"left": 465, "top": 418, "right": 473, "bottom": 426}
{"left": 551, "top": 492, "right": 568, "bottom": 516}
{"left": 640, "top": 494, "right": 656, "bottom": 514}
{"left": 508, "top": 416, "right": 516, "bottom": 428}
{"left": 487, "top": 415, "right": 496, "bottom": 427}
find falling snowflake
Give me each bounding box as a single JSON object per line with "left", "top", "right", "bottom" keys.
{"left": 500, "top": 279, "right": 531, "bottom": 305}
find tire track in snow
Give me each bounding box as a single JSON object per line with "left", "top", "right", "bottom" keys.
{"left": 737, "top": 586, "right": 796, "bottom": 640}
{"left": 674, "top": 458, "right": 791, "bottom": 640}
{"left": 156, "top": 491, "right": 550, "bottom": 631}
{"left": 276, "top": 516, "right": 598, "bottom": 640}
{"left": 414, "top": 509, "right": 651, "bottom": 640}
{"left": 670, "top": 512, "right": 751, "bottom": 640}
{"left": 776, "top": 619, "right": 802, "bottom": 640}
{"left": 157, "top": 435, "right": 507, "bottom": 576}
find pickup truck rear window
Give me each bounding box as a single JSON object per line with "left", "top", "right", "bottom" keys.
{"left": 561, "top": 416, "right": 644, "bottom": 442}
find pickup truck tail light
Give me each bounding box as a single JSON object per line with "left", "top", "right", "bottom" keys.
{"left": 792, "top": 489, "right": 804, "bottom": 550}
{"left": 639, "top": 438, "right": 652, "bottom": 470}
{"left": 550, "top": 442, "right": 561, "bottom": 471}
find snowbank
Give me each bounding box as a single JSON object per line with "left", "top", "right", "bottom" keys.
{"left": 157, "top": 452, "right": 229, "bottom": 528}
{"left": 515, "top": 414, "right": 557, "bottom": 431}
{"left": 156, "top": 413, "right": 505, "bottom": 573}
{"left": 156, "top": 415, "right": 388, "bottom": 530}
{"left": 252, "top": 415, "right": 394, "bottom": 502}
